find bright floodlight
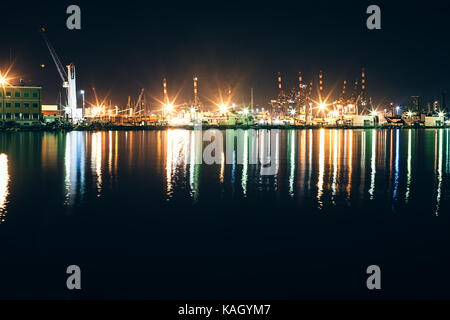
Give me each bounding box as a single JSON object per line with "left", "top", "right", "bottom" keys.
{"left": 370, "top": 110, "right": 377, "bottom": 116}
{"left": 80, "top": 90, "right": 85, "bottom": 94}
{"left": 92, "top": 106, "right": 102, "bottom": 116}
{"left": 164, "top": 103, "right": 174, "bottom": 113}
{"left": 219, "top": 104, "right": 228, "bottom": 114}
{"left": 289, "top": 109, "right": 296, "bottom": 115}
{"left": 0, "top": 76, "right": 6, "bottom": 85}
{"left": 438, "top": 112, "right": 445, "bottom": 117}
{"left": 242, "top": 107, "right": 249, "bottom": 115}
{"left": 189, "top": 107, "right": 196, "bottom": 113}
{"left": 318, "top": 103, "right": 326, "bottom": 110}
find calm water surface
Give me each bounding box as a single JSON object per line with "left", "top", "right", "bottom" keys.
{"left": 0, "top": 128, "right": 450, "bottom": 299}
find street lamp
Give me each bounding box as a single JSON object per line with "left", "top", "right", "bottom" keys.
{"left": 80, "top": 90, "right": 85, "bottom": 118}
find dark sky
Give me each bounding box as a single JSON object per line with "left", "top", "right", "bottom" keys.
{"left": 1, "top": 0, "right": 449, "bottom": 109}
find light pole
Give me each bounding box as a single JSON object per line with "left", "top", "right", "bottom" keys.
{"left": 80, "top": 90, "right": 85, "bottom": 118}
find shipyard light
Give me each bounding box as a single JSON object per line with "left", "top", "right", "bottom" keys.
{"left": 318, "top": 103, "right": 326, "bottom": 110}
{"left": 406, "top": 111, "right": 413, "bottom": 118}
{"left": 92, "top": 106, "right": 102, "bottom": 116}
{"left": 289, "top": 109, "right": 296, "bottom": 115}
{"left": 219, "top": 104, "right": 228, "bottom": 114}
{"left": 164, "top": 103, "right": 174, "bottom": 113}
{"left": 242, "top": 108, "right": 249, "bottom": 115}
{"left": 438, "top": 111, "right": 445, "bottom": 118}
{"left": 0, "top": 75, "right": 7, "bottom": 86}
{"left": 370, "top": 110, "right": 378, "bottom": 117}
{"left": 189, "top": 107, "right": 196, "bottom": 113}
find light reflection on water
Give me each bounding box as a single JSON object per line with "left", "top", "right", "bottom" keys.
{"left": 0, "top": 153, "right": 9, "bottom": 223}
{"left": 0, "top": 128, "right": 449, "bottom": 221}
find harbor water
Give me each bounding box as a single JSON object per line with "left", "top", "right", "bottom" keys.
{"left": 0, "top": 128, "right": 450, "bottom": 299}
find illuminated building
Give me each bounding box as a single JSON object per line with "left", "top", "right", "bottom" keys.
{"left": 0, "top": 84, "right": 42, "bottom": 124}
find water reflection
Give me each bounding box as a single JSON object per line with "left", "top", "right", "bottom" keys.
{"left": 166, "top": 129, "right": 190, "bottom": 200}
{"left": 0, "top": 129, "right": 448, "bottom": 217}
{"left": 0, "top": 153, "right": 9, "bottom": 223}
{"left": 369, "top": 129, "right": 376, "bottom": 200}
{"left": 64, "top": 131, "right": 86, "bottom": 207}
{"left": 405, "top": 129, "right": 413, "bottom": 203}
{"left": 393, "top": 129, "right": 400, "bottom": 202}
{"left": 436, "top": 129, "right": 444, "bottom": 215}
{"left": 317, "top": 129, "right": 325, "bottom": 209}
{"left": 92, "top": 132, "right": 102, "bottom": 197}
{"left": 288, "top": 130, "right": 295, "bottom": 198}
{"left": 346, "top": 130, "right": 353, "bottom": 202}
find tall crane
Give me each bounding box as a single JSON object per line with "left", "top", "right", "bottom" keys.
{"left": 134, "top": 88, "right": 145, "bottom": 114}
{"left": 40, "top": 27, "right": 80, "bottom": 122}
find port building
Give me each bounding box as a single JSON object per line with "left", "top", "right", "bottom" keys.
{"left": 0, "top": 84, "right": 42, "bottom": 125}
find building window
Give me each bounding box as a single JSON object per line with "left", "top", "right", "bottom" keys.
{"left": 32, "top": 92, "right": 38, "bottom": 98}
{"left": 5, "top": 113, "right": 11, "bottom": 119}
{"left": 6, "top": 103, "right": 11, "bottom": 108}
{"left": 33, "top": 103, "right": 38, "bottom": 108}
{"left": 14, "top": 113, "right": 20, "bottom": 119}
{"left": 15, "top": 92, "right": 20, "bottom": 98}
{"left": 23, "top": 113, "right": 30, "bottom": 119}
{"left": 6, "top": 92, "right": 11, "bottom": 98}
{"left": 24, "top": 92, "right": 30, "bottom": 98}
{"left": 24, "top": 103, "right": 30, "bottom": 108}
{"left": 32, "top": 113, "right": 39, "bottom": 119}
{"left": 15, "top": 103, "right": 20, "bottom": 108}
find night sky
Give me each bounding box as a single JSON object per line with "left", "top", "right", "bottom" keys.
{"left": 1, "top": 0, "right": 449, "bottom": 109}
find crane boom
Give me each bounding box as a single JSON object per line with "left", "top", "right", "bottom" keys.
{"left": 135, "top": 88, "right": 145, "bottom": 112}
{"left": 40, "top": 27, "right": 67, "bottom": 83}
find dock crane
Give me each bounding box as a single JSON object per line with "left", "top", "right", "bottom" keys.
{"left": 40, "top": 27, "right": 80, "bottom": 122}
{"left": 134, "top": 88, "right": 145, "bottom": 114}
